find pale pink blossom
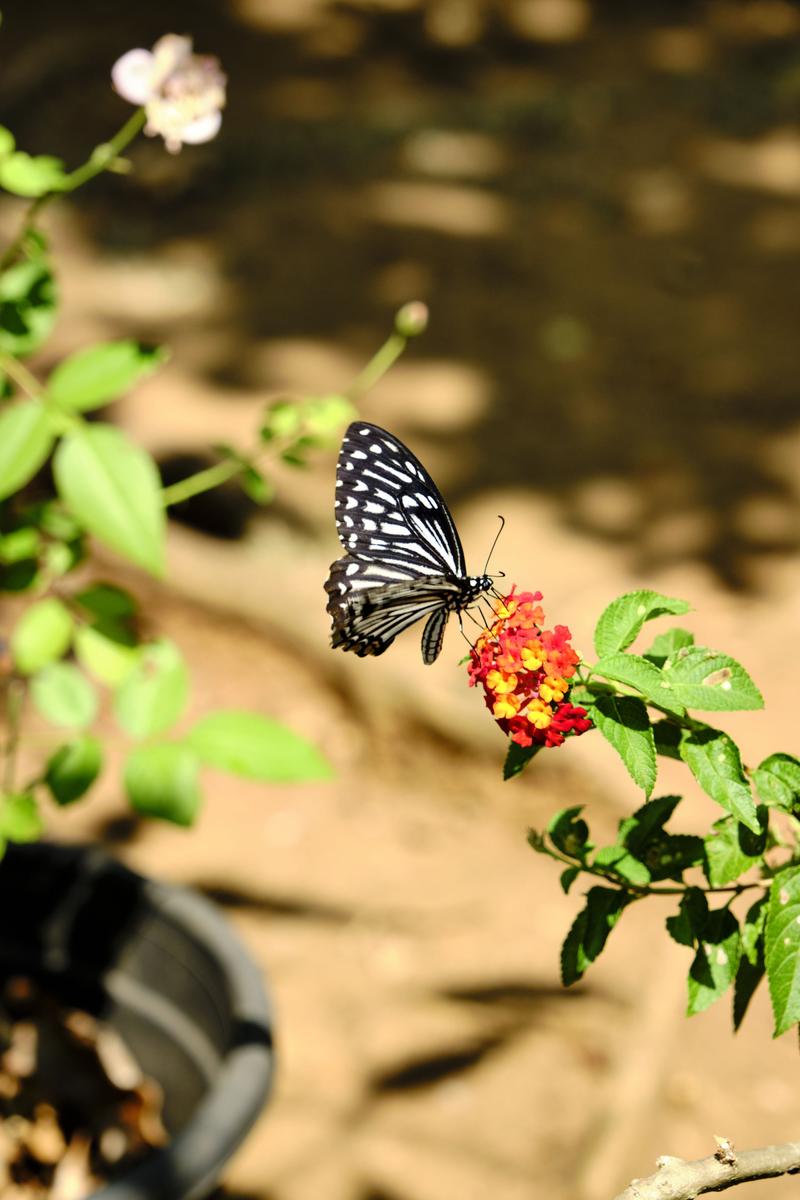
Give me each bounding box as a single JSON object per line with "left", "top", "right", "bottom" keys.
{"left": 112, "top": 35, "right": 226, "bottom": 154}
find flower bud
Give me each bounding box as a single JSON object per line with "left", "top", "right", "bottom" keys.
{"left": 394, "top": 301, "right": 429, "bottom": 339}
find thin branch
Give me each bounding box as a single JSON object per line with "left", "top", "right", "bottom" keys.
{"left": 613, "top": 1140, "right": 800, "bottom": 1199}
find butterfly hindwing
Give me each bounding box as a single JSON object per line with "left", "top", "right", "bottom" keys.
{"left": 325, "top": 422, "right": 491, "bottom": 662}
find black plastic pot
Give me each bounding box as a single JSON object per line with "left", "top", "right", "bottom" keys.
{"left": 0, "top": 841, "right": 274, "bottom": 1200}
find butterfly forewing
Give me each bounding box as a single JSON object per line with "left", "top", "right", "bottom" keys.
{"left": 325, "top": 422, "right": 491, "bottom": 662}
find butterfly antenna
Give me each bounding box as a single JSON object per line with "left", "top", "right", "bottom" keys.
{"left": 482, "top": 515, "right": 506, "bottom": 576}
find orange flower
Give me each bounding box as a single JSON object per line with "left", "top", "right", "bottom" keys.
{"left": 468, "top": 588, "right": 592, "bottom": 749}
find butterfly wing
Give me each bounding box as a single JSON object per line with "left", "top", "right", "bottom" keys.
{"left": 332, "top": 422, "right": 467, "bottom": 581}
{"left": 325, "top": 422, "right": 470, "bottom": 660}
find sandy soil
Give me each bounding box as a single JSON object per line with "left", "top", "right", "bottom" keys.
{"left": 2, "top": 2, "right": 800, "bottom": 1197}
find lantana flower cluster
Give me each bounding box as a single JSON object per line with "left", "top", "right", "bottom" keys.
{"left": 468, "top": 589, "right": 592, "bottom": 748}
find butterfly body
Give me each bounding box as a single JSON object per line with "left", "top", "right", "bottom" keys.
{"left": 325, "top": 422, "right": 492, "bottom": 663}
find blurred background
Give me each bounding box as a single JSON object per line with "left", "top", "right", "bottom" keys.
{"left": 2, "top": 1, "right": 800, "bottom": 1197}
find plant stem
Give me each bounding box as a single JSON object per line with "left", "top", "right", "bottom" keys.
{"left": 161, "top": 457, "right": 243, "bottom": 508}
{"left": 0, "top": 108, "right": 146, "bottom": 272}
{"left": 0, "top": 351, "right": 42, "bottom": 399}
{"left": 2, "top": 678, "right": 25, "bottom": 795}
{"left": 347, "top": 331, "right": 408, "bottom": 399}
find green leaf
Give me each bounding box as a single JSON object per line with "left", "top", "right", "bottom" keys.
{"left": 765, "top": 868, "right": 800, "bottom": 1035}
{"left": 733, "top": 950, "right": 765, "bottom": 1032}
{"left": 547, "top": 805, "right": 592, "bottom": 860}
{"left": 561, "top": 887, "right": 630, "bottom": 986}
{"left": 0, "top": 258, "right": 57, "bottom": 356}
{"left": 0, "top": 793, "right": 43, "bottom": 842}
{"left": 666, "top": 887, "right": 709, "bottom": 948}
{"left": 503, "top": 740, "right": 542, "bottom": 780}
{"left": 0, "top": 401, "right": 55, "bottom": 500}
{"left": 241, "top": 466, "right": 274, "bottom": 505}
{"left": 10, "top": 597, "right": 73, "bottom": 674}
{"left": 679, "top": 728, "right": 759, "bottom": 833}
{"left": 261, "top": 399, "right": 302, "bottom": 441}
{"left": 74, "top": 625, "right": 139, "bottom": 686}
{"left": 663, "top": 648, "right": 763, "bottom": 712}
{"left": 753, "top": 753, "right": 800, "bottom": 811}
{"left": 186, "top": 710, "right": 332, "bottom": 782}
{"left": 124, "top": 742, "right": 202, "bottom": 827}
{"left": 114, "top": 639, "right": 188, "bottom": 739}
{"left": 652, "top": 720, "right": 682, "bottom": 760}
{"left": 592, "top": 653, "right": 685, "bottom": 717}
{"left": 0, "top": 152, "right": 65, "bottom": 197}
{"left": 589, "top": 694, "right": 656, "bottom": 795}
{"left": 44, "top": 735, "right": 103, "bottom": 805}
{"left": 0, "top": 127, "right": 16, "bottom": 157}
{"left": 30, "top": 662, "right": 97, "bottom": 729}
{"left": 47, "top": 340, "right": 167, "bottom": 412}
{"left": 704, "top": 814, "right": 767, "bottom": 887}
{"left": 0, "top": 527, "right": 40, "bottom": 564}
{"left": 742, "top": 896, "right": 768, "bottom": 966}
{"left": 560, "top": 866, "right": 580, "bottom": 894}
{"left": 303, "top": 393, "right": 357, "bottom": 438}
{"left": 53, "top": 424, "right": 165, "bottom": 575}
{"left": 687, "top": 908, "right": 741, "bottom": 1015}
{"left": 618, "top": 794, "right": 681, "bottom": 854}
{"left": 74, "top": 581, "right": 137, "bottom": 620}
{"left": 594, "top": 590, "right": 690, "bottom": 658}
{"left": 643, "top": 626, "right": 695, "bottom": 667}
{"left": 593, "top": 844, "right": 652, "bottom": 886}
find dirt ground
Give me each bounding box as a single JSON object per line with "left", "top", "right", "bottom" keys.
{"left": 2, "top": 1, "right": 800, "bottom": 1197}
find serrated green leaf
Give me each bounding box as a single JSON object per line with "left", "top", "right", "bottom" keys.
{"left": 30, "top": 662, "right": 97, "bottom": 729}
{"left": 124, "top": 742, "right": 202, "bottom": 827}
{"left": 560, "top": 866, "right": 580, "bottom": 894}
{"left": 663, "top": 648, "right": 763, "bottom": 712}
{"left": 679, "top": 728, "right": 759, "bottom": 833}
{"left": 687, "top": 908, "right": 740, "bottom": 1015}
{"left": 619, "top": 795, "right": 681, "bottom": 853}
{"left": 0, "top": 793, "right": 43, "bottom": 842}
{"left": 53, "top": 424, "right": 165, "bottom": 576}
{"left": 547, "top": 806, "right": 591, "bottom": 860}
{"left": 503, "top": 740, "right": 542, "bottom": 780}
{"left": 47, "top": 340, "right": 167, "bottom": 412}
{"left": 0, "top": 401, "right": 54, "bottom": 500}
{"left": 753, "top": 753, "right": 800, "bottom": 811}
{"left": 592, "top": 652, "right": 685, "bottom": 717}
{"left": 0, "top": 259, "right": 57, "bottom": 356}
{"left": 114, "top": 639, "right": 188, "bottom": 739}
{"left": 74, "top": 625, "right": 140, "bottom": 686}
{"left": 11, "top": 597, "right": 73, "bottom": 674}
{"left": 704, "top": 813, "right": 767, "bottom": 886}
{"left": 666, "top": 887, "right": 709, "bottom": 947}
{"left": 44, "top": 735, "right": 103, "bottom": 805}
{"left": 594, "top": 590, "right": 690, "bottom": 658}
{"left": 186, "top": 710, "right": 332, "bottom": 782}
{"left": 594, "top": 844, "right": 651, "bottom": 885}
{"left": 561, "top": 887, "right": 630, "bottom": 986}
{"left": 643, "top": 627, "right": 695, "bottom": 667}
{"left": 765, "top": 868, "right": 800, "bottom": 1036}
{"left": 741, "top": 896, "right": 768, "bottom": 966}
{"left": 0, "top": 152, "right": 65, "bottom": 197}
{"left": 589, "top": 694, "right": 656, "bottom": 795}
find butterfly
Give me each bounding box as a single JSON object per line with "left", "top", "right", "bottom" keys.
{"left": 324, "top": 421, "right": 494, "bottom": 664}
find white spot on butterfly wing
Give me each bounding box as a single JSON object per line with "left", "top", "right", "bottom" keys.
{"left": 351, "top": 450, "right": 367, "bottom": 460}
{"left": 370, "top": 443, "right": 383, "bottom": 454}
{"left": 346, "top": 496, "right": 359, "bottom": 509}
{"left": 346, "top": 562, "right": 360, "bottom": 576}
{"left": 364, "top": 501, "right": 385, "bottom": 515}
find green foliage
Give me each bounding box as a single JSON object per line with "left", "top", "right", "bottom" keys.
{"left": 593, "top": 589, "right": 691, "bottom": 658}
{"left": 0, "top": 401, "right": 54, "bottom": 499}
{"left": 687, "top": 908, "right": 741, "bottom": 1015}
{"left": 765, "top": 869, "right": 800, "bottom": 1036}
{"left": 587, "top": 695, "right": 656, "bottom": 796}
{"left": 679, "top": 728, "right": 759, "bottom": 833}
{"left": 186, "top": 710, "right": 333, "bottom": 782}
{"left": 114, "top": 639, "right": 188, "bottom": 739}
{"left": 753, "top": 753, "right": 800, "bottom": 810}
{"left": 44, "top": 736, "right": 103, "bottom": 805}
{"left": 0, "top": 793, "right": 43, "bottom": 842}
{"left": 0, "top": 152, "right": 66, "bottom": 197}
{"left": 663, "top": 648, "right": 763, "bottom": 712}
{"left": 561, "top": 887, "right": 630, "bottom": 986}
{"left": 124, "top": 743, "right": 202, "bottom": 827}
{"left": 504, "top": 741, "right": 542, "bottom": 779}
{"left": 53, "top": 424, "right": 166, "bottom": 576}
{"left": 47, "top": 340, "right": 168, "bottom": 411}
{"left": 0, "top": 257, "right": 57, "bottom": 356}
{"left": 31, "top": 662, "right": 98, "bottom": 729}
{"left": 10, "top": 597, "right": 73, "bottom": 674}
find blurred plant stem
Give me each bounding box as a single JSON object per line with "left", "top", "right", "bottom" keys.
{"left": 0, "top": 351, "right": 41, "bottom": 399}
{"left": 2, "top": 678, "right": 25, "bottom": 794}
{"left": 0, "top": 108, "right": 146, "bottom": 272}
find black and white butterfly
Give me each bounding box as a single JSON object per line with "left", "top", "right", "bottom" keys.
{"left": 324, "top": 421, "right": 493, "bottom": 664}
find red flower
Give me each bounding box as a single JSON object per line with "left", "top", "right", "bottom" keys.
{"left": 468, "top": 588, "right": 592, "bottom": 749}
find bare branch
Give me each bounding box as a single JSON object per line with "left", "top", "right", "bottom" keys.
{"left": 613, "top": 1140, "right": 800, "bottom": 1199}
